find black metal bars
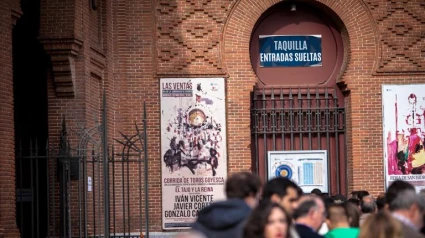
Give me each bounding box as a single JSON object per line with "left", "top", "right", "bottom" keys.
{"left": 251, "top": 87, "right": 347, "bottom": 195}
{"left": 15, "top": 100, "right": 149, "bottom": 237}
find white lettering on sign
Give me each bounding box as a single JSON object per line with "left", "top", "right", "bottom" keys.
{"left": 260, "top": 52, "right": 321, "bottom": 63}
{"left": 273, "top": 40, "right": 308, "bottom": 51}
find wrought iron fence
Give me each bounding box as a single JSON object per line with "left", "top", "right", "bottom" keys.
{"left": 251, "top": 86, "right": 347, "bottom": 195}
{"left": 16, "top": 96, "right": 149, "bottom": 238}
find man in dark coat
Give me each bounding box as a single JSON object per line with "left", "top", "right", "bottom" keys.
{"left": 191, "top": 172, "right": 261, "bottom": 238}
{"left": 386, "top": 180, "right": 425, "bottom": 238}
{"left": 293, "top": 195, "right": 326, "bottom": 238}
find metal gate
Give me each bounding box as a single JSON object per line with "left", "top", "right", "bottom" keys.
{"left": 251, "top": 86, "right": 347, "bottom": 195}
{"left": 16, "top": 96, "right": 150, "bottom": 238}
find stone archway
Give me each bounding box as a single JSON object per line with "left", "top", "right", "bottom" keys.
{"left": 222, "top": 0, "right": 378, "bottom": 192}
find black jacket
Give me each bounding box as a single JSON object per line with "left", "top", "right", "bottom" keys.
{"left": 295, "top": 224, "right": 324, "bottom": 238}
{"left": 191, "top": 199, "right": 251, "bottom": 238}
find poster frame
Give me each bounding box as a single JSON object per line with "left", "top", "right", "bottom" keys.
{"left": 382, "top": 84, "right": 388, "bottom": 191}
{"left": 267, "top": 150, "right": 329, "bottom": 193}
{"left": 381, "top": 84, "right": 425, "bottom": 192}
{"left": 160, "top": 77, "right": 228, "bottom": 230}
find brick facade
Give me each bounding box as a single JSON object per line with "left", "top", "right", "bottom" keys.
{"left": 1, "top": 0, "right": 425, "bottom": 235}
{"left": 0, "top": 0, "right": 21, "bottom": 237}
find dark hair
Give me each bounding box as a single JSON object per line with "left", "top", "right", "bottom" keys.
{"left": 421, "top": 214, "right": 425, "bottom": 235}
{"left": 225, "top": 172, "right": 262, "bottom": 199}
{"left": 385, "top": 180, "right": 415, "bottom": 208}
{"left": 376, "top": 194, "right": 386, "bottom": 211}
{"left": 243, "top": 201, "right": 292, "bottom": 238}
{"left": 357, "top": 191, "right": 370, "bottom": 200}
{"left": 323, "top": 196, "right": 335, "bottom": 209}
{"left": 262, "top": 177, "right": 302, "bottom": 200}
{"left": 293, "top": 199, "right": 318, "bottom": 220}
{"left": 311, "top": 188, "right": 322, "bottom": 196}
{"left": 351, "top": 190, "right": 370, "bottom": 200}
{"left": 347, "top": 198, "right": 360, "bottom": 207}
{"left": 332, "top": 194, "right": 347, "bottom": 204}
{"left": 344, "top": 201, "right": 360, "bottom": 227}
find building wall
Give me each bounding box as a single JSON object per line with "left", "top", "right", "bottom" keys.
{"left": 1, "top": 0, "right": 425, "bottom": 235}
{"left": 39, "top": 0, "right": 115, "bottom": 235}
{"left": 152, "top": 0, "right": 425, "bottom": 230}
{"left": 0, "top": 0, "right": 21, "bottom": 237}
{"left": 222, "top": 0, "right": 378, "bottom": 195}
{"left": 112, "top": 0, "right": 158, "bottom": 231}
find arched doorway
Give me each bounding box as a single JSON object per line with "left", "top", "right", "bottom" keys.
{"left": 249, "top": 1, "right": 347, "bottom": 195}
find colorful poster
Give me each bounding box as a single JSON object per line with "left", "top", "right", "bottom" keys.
{"left": 160, "top": 78, "right": 227, "bottom": 230}
{"left": 267, "top": 150, "right": 328, "bottom": 193}
{"left": 383, "top": 84, "right": 425, "bottom": 191}
{"left": 259, "top": 35, "right": 322, "bottom": 67}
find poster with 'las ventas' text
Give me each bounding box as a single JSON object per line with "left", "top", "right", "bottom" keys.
{"left": 160, "top": 78, "right": 227, "bottom": 230}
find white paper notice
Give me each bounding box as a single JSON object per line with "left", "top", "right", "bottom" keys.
{"left": 88, "top": 177, "right": 92, "bottom": 192}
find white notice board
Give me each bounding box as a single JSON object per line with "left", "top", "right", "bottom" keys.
{"left": 267, "top": 150, "right": 329, "bottom": 193}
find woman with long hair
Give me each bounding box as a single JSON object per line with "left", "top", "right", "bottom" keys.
{"left": 344, "top": 201, "right": 360, "bottom": 228}
{"left": 359, "top": 211, "right": 402, "bottom": 238}
{"left": 243, "top": 200, "right": 291, "bottom": 238}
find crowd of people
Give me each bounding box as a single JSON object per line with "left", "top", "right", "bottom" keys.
{"left": 179, "top": 172, "right": 425, "bottom": 238}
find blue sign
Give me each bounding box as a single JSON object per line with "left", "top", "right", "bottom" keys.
{"left": 259, "top": 35, "right": 322, "bottom": 67}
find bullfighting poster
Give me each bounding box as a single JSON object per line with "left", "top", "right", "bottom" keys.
{"left": 160, "top": 78, "right": 227, "bottom": 230}
{"left": 382, "top": 84, "right": 425, "bottom": 191}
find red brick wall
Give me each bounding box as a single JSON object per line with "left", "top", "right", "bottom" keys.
{"left": 155, "top": 0, "right": 232, "bottom": 75}
{"left": 2, "top": 0, "right": 425, "bottom": 234}
{"left": 223, "top": 0, "right": 380, "bottom": 194}
{"left": 39, "top": 0, "right": 79, "bottom": 39}
{"left": 0, "top": 1, "right": 21, "bottom": 237}
{"left": 40, "top": 0, "right": 110, "bottom": 235}
{"left": 114, "top": 0, "right": 159, "bottom": 231}
{"left": 134, "top": 0, "right": 425, "bottom": 231}
{"left": 221, "top": 0, "right": 425, "bottom": 198}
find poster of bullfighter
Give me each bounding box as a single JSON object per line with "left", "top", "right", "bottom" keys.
{"left": 382, "top": 84, "right": 425, "bottom": 191}
{"left": 160, "top": 78, "right": 227, "bottom": 229}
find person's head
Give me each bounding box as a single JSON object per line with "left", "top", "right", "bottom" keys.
{"left": 359, "top": 211, "right": 402, "bottom": 238}
{"left": 225, "top": 172, "right": 262, "bottom": 208}
{"left": 361, "top": 195, "right": 377, "bottom": 214}
{"left": 323, "top": 196, "right": 335, "bottom": 209}
{"left": 332, "top": 194, "right": 347, "bottom": 204}
{"left": 409, "top": 93, "right": 417, "bottom": 104}
{"left": 385, "top": 180, "right": 415, "bottom": 207}
{"left": 311, "top": 188, "right": 322, "bottom": 196}
{"left": 262, "top": 177, "right": 302, "bottom": 215}
{"left": 390, "top": 189, "right": 425, "bottom": 229}
{"left": 344, "top": 201, "right": 360, "bottom": 227}
{"left": 325, "top": 203, "right": 350, "bottom": 230}
{"left": 243, "top": 201, "right": 291, "bottom": 238}
{"left": 347, "top": 198, "right": 361, "bottom": 212}
{"left": 376, "top": 193, "right": 386, "bottom": 211}
{"left": 356, "top": 190, "right": 370, "bottom": 201}
{"left": 293, "top": 195, "right": 326, "bottom": 231}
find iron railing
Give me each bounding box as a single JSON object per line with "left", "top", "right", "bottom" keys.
{"left": 251, "top": 86, "right": 347, "bottom": 195}
{"left": 15, "top": 95, "right": 149, "bottom": 238}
